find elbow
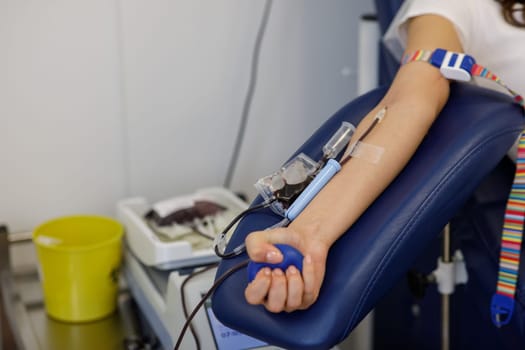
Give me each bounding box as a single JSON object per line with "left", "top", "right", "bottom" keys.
{"left": 382, "top": 62, "right": 452, "bottom": 124}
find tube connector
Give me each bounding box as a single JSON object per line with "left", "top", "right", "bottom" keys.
{"left": 374, "top": 106, "right": 387, "bottom": 122}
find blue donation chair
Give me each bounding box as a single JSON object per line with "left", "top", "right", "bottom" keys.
{"left": 212, "top": 1, "right": 525, "bottom": 349}
{"left": 212, "top": 82, "right": 524, "bottom": 349}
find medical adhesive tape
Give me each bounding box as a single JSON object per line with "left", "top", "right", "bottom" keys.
{"left": 347, "top": 141, "right": 385, "bottom": 164}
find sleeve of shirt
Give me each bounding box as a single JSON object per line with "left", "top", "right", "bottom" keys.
{"left": 382, "top": 0, "right": 474, "bottom": 61}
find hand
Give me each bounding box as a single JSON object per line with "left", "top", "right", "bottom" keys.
{"left": 243, "top": 225, "right": 329, "bottom": 313}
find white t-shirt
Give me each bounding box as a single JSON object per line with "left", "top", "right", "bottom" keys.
{"left": 383, "top": 0, "right": 525, "bottom": 160}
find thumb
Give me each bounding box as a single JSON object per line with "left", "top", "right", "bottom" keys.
{"left": 245, "top": 227, "right": 299, "bottom": 263}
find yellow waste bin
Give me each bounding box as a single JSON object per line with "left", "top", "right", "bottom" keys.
{"left": 33, "top": 215, "right": 124, "bottom": 323}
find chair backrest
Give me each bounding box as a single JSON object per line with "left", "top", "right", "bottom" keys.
{"left": 375, "top": 0, "right": 404, "bottom": 33}
{"left": 374, "top": 0, "right": 404, "bottom": 85}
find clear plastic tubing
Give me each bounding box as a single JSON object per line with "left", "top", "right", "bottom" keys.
{"left": 322, "top": 122, "right": 356, "bottom": 159}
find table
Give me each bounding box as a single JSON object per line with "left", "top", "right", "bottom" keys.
{"left": 0, "top": 224, "right": 157, "bottom": 350}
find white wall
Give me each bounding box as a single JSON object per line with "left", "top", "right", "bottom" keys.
{"left": 0, "top": 0, "right": 126, "bottom": 231}
{"left": 1, "top": 0, "right": 374, "bottom": 232}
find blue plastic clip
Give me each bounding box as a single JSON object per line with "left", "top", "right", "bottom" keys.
{"left": 491, "top": 293, "right": 515, "bottom": 327}
{"left": 429, "top": 48, "right": 476, "bottom": 82}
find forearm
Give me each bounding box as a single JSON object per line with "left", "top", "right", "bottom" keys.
{"left": 289, "top": 63, "right": 450, "bottom": 247}
{"left": 288, "top": 14, "right": 463, "bottom": 248}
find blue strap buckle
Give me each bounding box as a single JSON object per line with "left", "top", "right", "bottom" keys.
{"left": 429, "top": 48, "right": 476, "bottom": 82}
{"left": 491, "top": 293, "right": 515, "bottom": 327}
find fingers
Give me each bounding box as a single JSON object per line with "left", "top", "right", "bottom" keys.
{"left": 245, "top": 268, "right": 271, "bottom": 305}
{"left": 299, "top": 254, "right": 318, "bottom": 309}
{"left": 285, "top": 265, "right": 304, "bottom": 310}
{"left": 267, "top": 254, "right": 320, "bottom": 312}
{"left": 265, "top": 269, "right": 287, "bottom": 313}
{"left": 245, "top": 265, "right": 306, "bottom": 313}
{"left": 244, "top": 252, "right": 323, "bottom": 312}
{"left": 263, "top": 266, "right": 305, "bottom": 313}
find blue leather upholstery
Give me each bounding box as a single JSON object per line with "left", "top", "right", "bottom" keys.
{"left": 375, "top": 0, "right": 404, "bottom": 85}
{"left": 375, "top": 0, "right": 403, "bottom": 33}
{"left": 212, "top": 83, "right": 524, "bottom": 350}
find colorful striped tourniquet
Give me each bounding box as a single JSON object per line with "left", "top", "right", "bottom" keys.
{"left": 402, "top": 49, "right": 525, "bottom": 327}
{"left": 498, "top": 135, "right": 525, "bottom": 296}
{"left": 402, "top": 49, "right": 524, "bottom": 106}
